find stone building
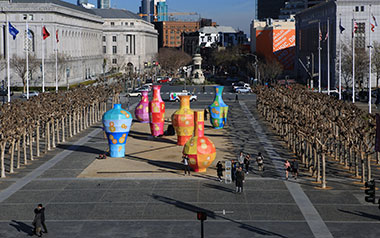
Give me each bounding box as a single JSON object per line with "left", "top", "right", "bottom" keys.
{"left": 154, "top": 21, "right": 200, "bottom": 48}
{"left": 0, "top": 0, "right": 104, "bottom": 88}
{"left": 295, "top": 0, "right": 380, "bottom": 89}
{"left": 93, "top": 8, "right": 158, "bottom": 74}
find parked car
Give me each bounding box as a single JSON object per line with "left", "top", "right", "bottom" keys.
{"left": 158, "top": 77, "right": 171, "bottom": 83}
{"left": 126, "top": 90, "right": 142, "bottom": 97}
{"left": 21, "top": 91, "right": 39, "bottom": 98}
{"left": 235, "top": 87, "right": 252, "bottom": 93}
{"left": 169, "top": 90, "right": 197, "bottom": 102}
{"left": 0, "top": 89, "right": 14, "bottom": 96}
{"left": 232, "top": 81, "right": 250, "bottom": 90}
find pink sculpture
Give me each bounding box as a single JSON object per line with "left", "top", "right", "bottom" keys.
{"left": 135, "top": 90, "right": 149, "bottom": 123}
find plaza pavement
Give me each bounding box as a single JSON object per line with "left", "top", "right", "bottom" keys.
{"left": 0, "top": 90, "right": 379, "bottom": 237}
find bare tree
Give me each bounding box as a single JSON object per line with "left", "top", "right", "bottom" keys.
{"left": 372, "top": 41, "right": 380, "bottom": 88}
{"left": 259, "top": 58, "right": 283, "bottom": 84}
{"left": 341, "top": 43, "right": 369, "bottom": 90}
{"left": 157, "top": 48, "right": 192, "bottom": 76}
{"left": 10, "top": 54, "right": 40, "bottom": 93}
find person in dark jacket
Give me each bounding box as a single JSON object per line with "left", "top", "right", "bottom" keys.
{"left": 291, "top": 159, "right": 299, "bottom": 180}
{"left": 235, "top": 167, "right": 245, "bottom": 193}
{"left": 244, "top": 154, "right": 250, "bottom": 174}
{"left": 216, "top": 161, "right": 223, "bottom": 181}
{"left": 32, "top": 207, "right": 42, "bottom": 237}
{"left": 38, "top": 204, "right": 48, "bottom": 234}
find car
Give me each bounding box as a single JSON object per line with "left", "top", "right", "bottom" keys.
{"left": 21, "top": 91, "right": 39, "bottom": 98}
{"left": 0, "top": 89, "right": 14, "bottom": 96}
{"left": 169, "top": 90, "right": 197, "bottom": 102}
{"left": 235, "top": 87, "right": 252, "bottom": 93}
{"left": 232, "top": 81, "right": 250, "bottom": 90}
{"left": 158, "top": 77, "right": 172, "bottom": 83}
{"left": 126, "top": 90, "right": 142, "bottom": 97}
{"left": 138, "top": 85, "right": 151, "bottom": 92}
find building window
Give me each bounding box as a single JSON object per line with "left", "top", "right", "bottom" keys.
{"left": 130, "top": 22, "right": 134, "bottom": 26}
{"left": 126, "top": 35, "right": 129, "bottom": 42}
{"left": 111, "top": 22, "right": 115, "bottom": 26}
{"left": 103, "top": 46, "right": 106, "bottom": 54}
{"left": 125, "top": 22, "right": 128, "bottom": 26}
{"left": 355, "top": 6, "right": 359, "bottom": 12}
{"left": 126, "top": 46, "right": 129, "bottom": 54}
{"left": 112, "top": 58, "right": 117, "bottom": 64}
{"left": 361, "top": 6, "right": 364, "bottom": 12}
{"left": 112, "top": 46, "right": 117, "bottom": 54}
{"left": 112, "top": 36, "right": 117, "bottom": 42}
{"left": 356, "top": 22, "right": 366, "bottom": 48}
{"left": 170, "top": 41, "right": 174, "bottom": 44}
{"left": 102, "top": 36, "right": 106, "bottom": 42}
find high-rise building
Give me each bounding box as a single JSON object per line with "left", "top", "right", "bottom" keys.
{"left": 77, "top": 0, "right": 88, "bottom": 6}
{"left": 156, "top": 0, "right": 168, "bottom": 22}
{"left": 279, "top": 0, "right": 325, "bottom": 19}
{"left": 97, "top": 0, "right": 110, "bottom": 9}
{"left": 257, "top": 0, "right": 286, "bottom": 20}
{"left": 139, "top": 0, "right": 168, "bottom": 22}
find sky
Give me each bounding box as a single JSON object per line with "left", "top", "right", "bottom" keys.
{"left": 65, "top": 0, "right": 255, "bottom": 35}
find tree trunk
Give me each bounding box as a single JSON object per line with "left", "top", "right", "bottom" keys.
{"left": 29, "top": 130, "right": 33, "bottom": 161}
{"left": 367, "top": 153, "right": 371, "bottom": 181}
{"left": 23, "top": 132, "right": 27, "bottom": 165}
{"left": 0, "top": 142, "right": 6, "bottom": 178}
{"left": 10, "top": 139, "right": 15, "bottom": 173}
{"left": 62, "top": 116, "right": 65, "bottom": 142}
{"left": 36, "top": 125, "right": 40, "bottom": 157}
{"left": 52, "top": 119, "right": 56, "bottom": 148}
{"left": 16, "top": 140, "right": 20, "bottom": 169}
{"left": 361, "top": 151, "right": 365, "bottom": 183}
{"left": 355, "top": 150, "right": 359, "bottom": 177}
{"left": 56, "top": 119, "right": 60, "bottom": 144}
{"left": 317, "top": 146, "right": 321, "bottom": 183}
{"left": 322, "top": 151, "right": 326, "bottom": 188}
{"left": 69, "top": 113, "right": 73, "bottom": 137}
{"left": 377, "top": 152, "right": 380, "bottom": 165}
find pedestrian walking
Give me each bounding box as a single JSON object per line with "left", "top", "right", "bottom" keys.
{"left": 256, "top": 152, "right": 264, "bottom": 171}
{"left": 235, "top": 93, "right": 239, "bottom": 102}
{"left": 204, "top": 108, "right": 208, "bottom": 120}
{"left": 38, "top": 204, "right": 48, "bottom": 234}
{"left": 237, "top": 151, "right": 244, "bottom": 166}
{"left": 231, "top": 160, "right": 237, "bottom": 182}
{"left": 235, "top": 167, "right": 245, "bottom": 193}
{"left": 291, "top": 159, "right": 299, "bottom": 180}
{"left": 32, "top": 206, "right": 42, "bottom": 237}
{"left": 244, "top": 154, "right": 250, "bottom": 174}
{"left": 216, "top": 161, "right": 223, "bottom": 182}
{"left": 182, "top": 154, "right": 191, "bottom": 176}
{"left": 284, "top": 160, "right": 291, "bottom": 180}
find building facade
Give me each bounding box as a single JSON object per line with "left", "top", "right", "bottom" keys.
{"left": 97, "top": 0, "right": 110, "bottom": 9}
{"left": 251, "top": 18, "right": 296, "bottom": 70}
{"left": 295, "top": 0, "right": 380, "bottom": 89}
{"left": 154, "top": 21, "right": 200, "bottom": 48}
{"left": 257, "top": 0, "right": 286, "bottom": 20}
{"left": 93, "top": 9, "right": 158, "bottom": 74}
{"left": 0, "top": 0, "right": 104, "bottom": 88}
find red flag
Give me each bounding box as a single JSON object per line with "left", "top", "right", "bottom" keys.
{"left": 352, "top": 21, "right": 358, "bottom": 38}
{"left": 42, "top": 26, "right": 50, "bottom": 40}
{"left": 56, "top": 29, "right": 59, "bottom": 43}
{"left": 319, "top": 29, "right": 322, "bottom": 41}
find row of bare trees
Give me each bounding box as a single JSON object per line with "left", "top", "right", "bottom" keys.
{"left": 0, "top": 82, "right": 123, "bottom": 178}
{"left": 256, "top": 85, "right": 376, "bottom": 188}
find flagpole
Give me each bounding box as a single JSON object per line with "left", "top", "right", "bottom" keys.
{"left": 318, "top": 21, "right": 321, "bottom": 93}
{"left": 6, "top": 14, "right": 10, "bottom": 103}
{"left": 339, "top": 15, "right": 342, "bottom": 100}
{"left": 26, "top": 16, "right": 29, "bottom": 100}
{"left": 42, "top": 24, "right": 45, "bottom": 93}
{"left": 352, "top": 11, "right": 355, "bottom": 103}
{"left": 327, "top": 18, "right": 330, "bottom": 95}
{"left": 369, "top": 5, "right": 372, "bottom": 114}
{"left": 55, "top": 29, "right": 58, "bottom": 93}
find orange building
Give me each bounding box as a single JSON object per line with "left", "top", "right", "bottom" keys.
{"left": 251, "top": 19, "right": 295, "bottom": 70}
{"left": 154, "top": 21, "right": 200, "bottom": 48}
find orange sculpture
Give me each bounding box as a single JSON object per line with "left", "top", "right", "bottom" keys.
{"left": 183, "top": 111, "right": 216, "bottom": 172}
{"left": 172, "top": 95, "right": 194, "bottom": 145}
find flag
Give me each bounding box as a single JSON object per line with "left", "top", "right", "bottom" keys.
{"left": 42, "top": 26, "right": 50, "bottom": 40}
{"left": 56, "top": 29, "right": 59, "bottom": 43}
{"left": 371, "top": 14, "right": 378, "bottom": 32}
{"left": 27, "top": 29, "right": 33, "bottom": 39}
{"left": 352, "top": 21, "right": 358, "bottom": 38}
{"left": 319, "top": 28, "right": 322, "bottom": 41}
{"left": 8, "top": 22, "right": 19, "bottom": 40}
{"left": 324, "top": 31, "right": 328, "bottom": 41}
{"left": 339, "top": 18, "right": 345, "bottom": 34}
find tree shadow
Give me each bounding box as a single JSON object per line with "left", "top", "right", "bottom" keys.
{"left": 125, "top": 154, "right": 184, "bottom": 171}
{"left": 57, "top": 144, "right": 105, "bottom": 155}
{"left": 338, "top": 209, "right": 380, "bottom": 220}
{"left": 9, "top": 220, "right": 34, "bottom": 236}
{"left": 151, "top": 194, "right": 287, "bottom": 237}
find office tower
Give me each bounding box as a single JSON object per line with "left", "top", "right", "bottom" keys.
{"left": 97, "top": 0, "right": 110, "bottom": 9}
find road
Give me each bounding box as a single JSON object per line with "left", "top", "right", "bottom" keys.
{"left": 0, "top": 85, "right": 379, "bottom": 237}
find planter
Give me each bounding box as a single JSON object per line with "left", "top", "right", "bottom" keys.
{"left": 149, "top": 85, "right": 165, "bottom": 136}
{"left": 135, "top": 90, "right": 149, "bottom": 123}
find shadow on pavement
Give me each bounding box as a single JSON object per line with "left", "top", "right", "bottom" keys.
{"left": 203, "top": 183, "right": 234, "bottom": 193}
{"left": 152, "top": 194, "right": 287, "bottom": 237}
{"left": 57, "top": 144, "right": 105, "bottom": 155}
{"left": 126, "top": 154, "right": 183, "bottom": 171}
{"left": 9, "top": 220, "right": 34, "bottom": 236}
{"left": 338, "top": 209, "right": 380, "bottom": 220}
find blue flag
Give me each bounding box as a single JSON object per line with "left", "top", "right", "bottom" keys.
{"left": 339, "top": 18, "right": 345, "bottom": 34}
{"left": 9, "top": 22, "right": 19, "bottom": 40}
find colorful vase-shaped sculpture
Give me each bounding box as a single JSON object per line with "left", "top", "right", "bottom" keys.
{"left": 183, "top": 111, "right": 216, "bottom": 172}
{"left": 149, "top": 85, "right": 165, "bottom": 136}
{"left": 102, "top": 104, "right": 133, "bottom": 158}
{"left": 172, "top": 95, "right": 194, "bottom": 145}
{"left": 135, "top": 90, "right": 149, "bottom": 123}
{"left": 209, "top": 86, "right": 228, "bottom": 129}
